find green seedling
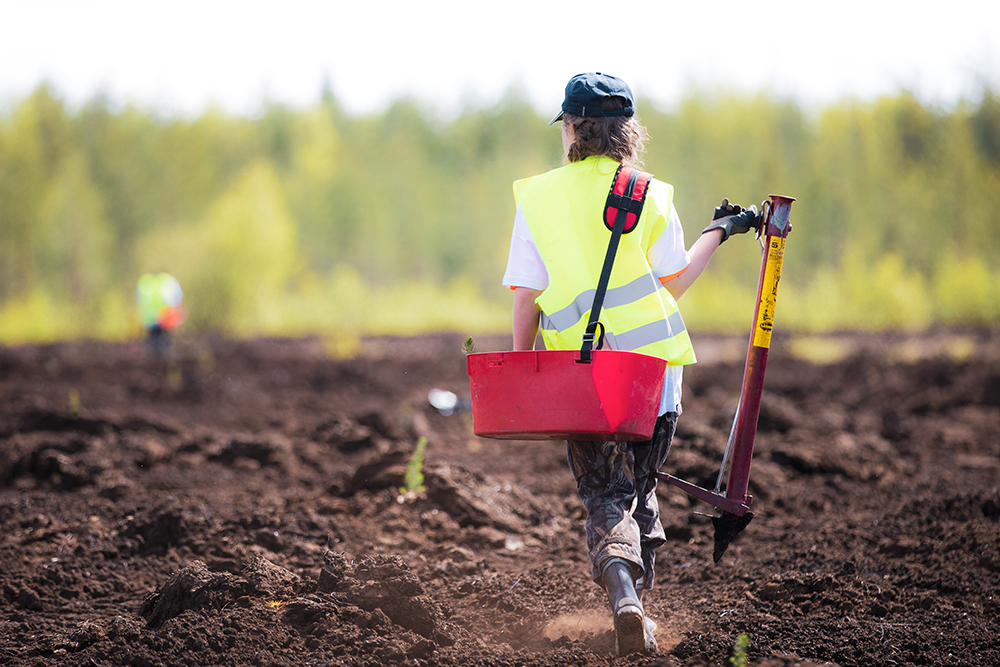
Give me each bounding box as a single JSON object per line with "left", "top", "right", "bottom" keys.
{"left": 401, "top": 437, "right": 428, "bottom": 494}
{"left": 462, "top": 336, "right": 476, "bottom": 355}
{"left": 68, "top": 388, "right": 80, "bottom": 419}
{"left": 729, "top": 633, "right": 749, "bottom": 667}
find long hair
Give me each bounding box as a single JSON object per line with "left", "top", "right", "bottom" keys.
{"left": 564, "top": 98, "right": 648, "bottom": 167}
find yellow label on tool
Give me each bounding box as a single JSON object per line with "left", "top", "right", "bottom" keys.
{"left": 753, "top": 237, "right": 785, "bottom": 349}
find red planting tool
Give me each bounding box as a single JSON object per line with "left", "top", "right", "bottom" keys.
{"left": 655, "top": 194, "right": 795, "bottom": 562}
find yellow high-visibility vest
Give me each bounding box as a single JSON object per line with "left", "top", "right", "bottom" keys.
{"left": 513, "top": 156, "right": 696, "bottom": 365}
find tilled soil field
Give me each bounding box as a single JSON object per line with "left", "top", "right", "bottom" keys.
{"left": 1, "top": 329, "right": 998, "bottom": 667}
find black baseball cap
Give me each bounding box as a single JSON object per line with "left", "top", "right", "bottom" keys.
{"left": 548, "top": 72, "right": 635, "bottom": 125}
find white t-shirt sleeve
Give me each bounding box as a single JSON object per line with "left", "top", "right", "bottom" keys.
{"left": 647, "top": 204, "right": 690, "bottom": 280}
{"left": 501, "top": 205, "right": 549, "bottom": 290}
{"left": 646, "top": 202, "right": 689, "bottom": 415}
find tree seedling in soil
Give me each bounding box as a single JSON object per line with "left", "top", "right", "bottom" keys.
{"left": 68, "top": 388, "right": 81, "bottom": 419}
{"left": 401, "top": 436, "right": 428, "bottom": 494}
{"left": 729, "top": 633, "right": 750, "bottom": 667}
{"left": 462, "top": 336, "right": 476, "bottom": 355}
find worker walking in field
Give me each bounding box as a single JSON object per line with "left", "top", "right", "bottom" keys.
{"left": 136, "top": 272, "right": 187, "bottom": 359}
{"left": 502, "top": 72, "right": 759, "bottom": 655}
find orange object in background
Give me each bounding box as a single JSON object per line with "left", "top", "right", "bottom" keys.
{"left": 157, "top": 305, "right": 187, "bottom": 330}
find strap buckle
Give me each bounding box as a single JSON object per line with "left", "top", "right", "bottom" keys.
{"left": 581, "top": 322, "right": 606, "bottom": 350}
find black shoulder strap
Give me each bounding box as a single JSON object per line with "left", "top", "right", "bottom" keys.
{"left": 580, "top": 165, "right": 652, "bottom": 362}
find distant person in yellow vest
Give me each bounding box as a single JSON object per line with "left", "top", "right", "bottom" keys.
{"left": 502, "top": 72, "right": 760, "bottom": 655}
{"left": 136, "top": 272, "right": 187, "bottom": 358}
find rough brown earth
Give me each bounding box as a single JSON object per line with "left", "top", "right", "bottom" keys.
{"left": 1, "top": 329, "right": 998, "bottom": 667}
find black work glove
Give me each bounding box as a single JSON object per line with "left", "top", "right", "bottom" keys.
{"left": 702, "top": 198, "right": 761, "bottom": 243}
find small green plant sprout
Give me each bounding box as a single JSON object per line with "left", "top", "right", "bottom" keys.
{"left": 401, "top": 436, "right": 428, "bottom": 495}
{"left": 729, "top": 633, "right": 749, "bottom": 667}
{"left": 461, "top": 336, "right": 476, "bottom": 355}
{"left": 68, "top": 388, "right": 81, "bottom": 419}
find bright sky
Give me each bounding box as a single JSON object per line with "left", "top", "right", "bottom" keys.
{"left": 2, "top": 0, "right": 997, "bottom": 118}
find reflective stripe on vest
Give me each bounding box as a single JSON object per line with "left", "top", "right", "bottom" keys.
{"left": 539, "top": 281, "right": 690, "bottom": 354}
{"left": 540, "top": 273, "right": 662, "bottom": 331}
{"left": 514, "top": 157, "right": 696, "bottom": 365}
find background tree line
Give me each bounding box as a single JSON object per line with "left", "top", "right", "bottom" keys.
{"left": 1, "top": 84, "right": 999, "bottom": 344}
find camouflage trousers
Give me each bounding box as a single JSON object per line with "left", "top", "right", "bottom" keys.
{"left": 566, "top": 414, "right": 677, "bottom": 588}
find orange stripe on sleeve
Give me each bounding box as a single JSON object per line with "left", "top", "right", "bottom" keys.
{"left": 658, "top": 265, "right": 689, "bottom": 284}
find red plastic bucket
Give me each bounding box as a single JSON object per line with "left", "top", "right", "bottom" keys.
{"left": 466, "top": 350, "right": 667, "bottom": 441}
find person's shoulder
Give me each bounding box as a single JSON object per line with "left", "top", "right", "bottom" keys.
{"left": 514, "top": 162, "right": 575, "bottom": 194}
{"left": 517, "top": 161, "right": 575, "bottom": 181}
{"left": 646, "top": 174, "right": 673, "bottom": 191}
{"left": 645, "top": 176, "right": 674, "bottom": 208}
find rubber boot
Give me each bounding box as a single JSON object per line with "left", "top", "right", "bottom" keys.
{"left": 602, "top": 559, "right": 646, "bottom": 655}
{"left": 635, "top": 576, "right": 658, "bottom": 652}
{"left": 643, "top": 617, "right": 658, "bottom": 652}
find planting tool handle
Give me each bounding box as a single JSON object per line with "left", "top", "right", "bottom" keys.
{"left": 710, "top": 194, "right": 794, "bottom": 562}
{"left": 723, "top": 195, "right": 795, "bottom": 505}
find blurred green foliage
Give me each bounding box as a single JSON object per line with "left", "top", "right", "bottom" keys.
{"left": 1, "top": 84, "right": 999, "bottom": 344}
